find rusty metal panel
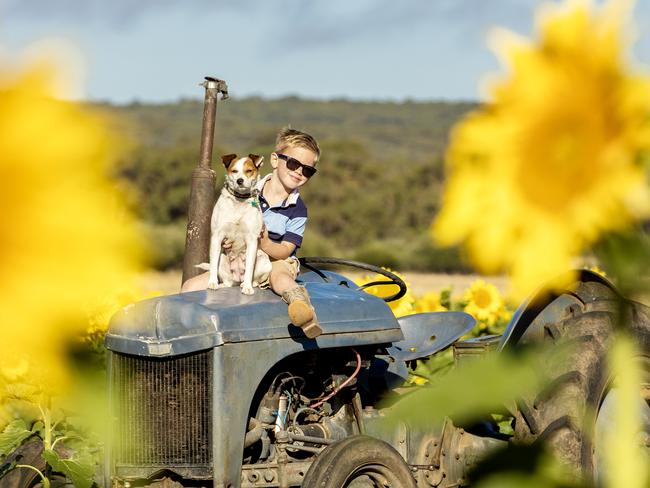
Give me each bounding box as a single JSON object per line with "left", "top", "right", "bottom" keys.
{"left": 181, "top": 77, "right": 228, "bottom": 284}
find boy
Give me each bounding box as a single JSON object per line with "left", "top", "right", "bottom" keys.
{"left": 181, "top": 127, "right": 322, "bottom": 338}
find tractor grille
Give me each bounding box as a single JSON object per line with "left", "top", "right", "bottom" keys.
{"left": 111, "top": 350, "right": 213, "bottom": 468}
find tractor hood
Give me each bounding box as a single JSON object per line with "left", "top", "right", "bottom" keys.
{"left": 105, "top": 273, "right": 402, "bottom": 357}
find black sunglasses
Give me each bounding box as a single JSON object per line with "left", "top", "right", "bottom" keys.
{"left": 276, "top": 153, "right": 317, "bottom": 178}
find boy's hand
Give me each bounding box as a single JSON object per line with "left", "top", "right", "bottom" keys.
{"left": 222, "top": 238, "right": 233, "bottom": 250}
{"left": 258, "top": 225, "right": 270, "bottom": 253}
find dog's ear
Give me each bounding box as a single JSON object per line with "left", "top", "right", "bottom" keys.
{"left": 221, "top": 154, "right": 238, "bottom": 169}
{"left": 249, "top": 154, "right": 264, "bottom": 168}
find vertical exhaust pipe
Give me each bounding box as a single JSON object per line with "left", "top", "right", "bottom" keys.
{"left": 181, "top": 76, "right": 229, "bottom": 285}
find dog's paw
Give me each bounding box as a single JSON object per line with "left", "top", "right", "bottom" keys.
{"left": 240, "top": 283, "right": 255, "bottom": 295}
{"left": 207, "top": 279, "right": 219, "bottom": 290}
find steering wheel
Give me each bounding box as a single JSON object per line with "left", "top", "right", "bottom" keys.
{"left": 298, "top": 256, "right": 407, "bottom": 303}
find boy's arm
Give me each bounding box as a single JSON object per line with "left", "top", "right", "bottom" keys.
{"left": 259, "top": 227, "right": 296, "bottom": 260}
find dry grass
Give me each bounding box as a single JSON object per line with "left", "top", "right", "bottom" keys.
{"left": 136, "top": 268, "right": 509, "bottom": 298}
{"left": 135, "top": 269, "right": 186, "bottom": 295}
{"left": 135, "top": 268, "right": 649, "bottom": 305}
{"left": 358, "top": 271, "right": 508, "bottom": 297}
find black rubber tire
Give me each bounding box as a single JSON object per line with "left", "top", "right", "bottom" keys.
{"left": 510, "top": 283, "right": 650, "bottom": 480}
{"left": 302, "top": 435, "right": 417, "bottom": 488}
{"left": 0, "top": 439, "right": 46, "bottom": 488}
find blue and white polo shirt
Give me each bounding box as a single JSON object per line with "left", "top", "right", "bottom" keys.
{"left": 256, "top": 174, "right": 308, "bottom": 250}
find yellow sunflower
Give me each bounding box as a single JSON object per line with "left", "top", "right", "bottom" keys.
{"left": 433, "top": 0, "right": 650, "bottom": 298}
{"left": 86, "top": 286, "right": 162, "bottom": 336}
{"left": 462, "top": 280, "right": 504, "bottom": 328}
{"left": 355, "top": 269, "right": 417, "bottom": 317}
{"left": 415, "top": 291, "right": 448, "bottom": 313}
{"left": 0, "top": 57, "right": 142, "bottom": 406}
{"left": 588, "top": 264, "right": 608, "bottom": 277}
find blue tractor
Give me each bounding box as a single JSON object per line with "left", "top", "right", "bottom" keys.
{"left": 103, "top": 78, "right": 650, "bottom": 488}
{"left": 103, "top": 259, "right": 650, "bottom": 488}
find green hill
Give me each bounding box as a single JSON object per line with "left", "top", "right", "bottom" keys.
{"left": 98, "top": 96, "right": 476, "bottom": 272}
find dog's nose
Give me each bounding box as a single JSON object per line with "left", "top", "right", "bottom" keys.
{"left": 236, "top": 178, "right": 244, "bottom": 185}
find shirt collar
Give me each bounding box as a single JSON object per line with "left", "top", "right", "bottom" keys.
{"left": 256, "top": 173, "right": 300, "bottom": 207}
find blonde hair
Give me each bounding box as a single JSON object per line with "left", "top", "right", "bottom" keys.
{"left": 275, "top": 127, "right": 321, "bottom": 161}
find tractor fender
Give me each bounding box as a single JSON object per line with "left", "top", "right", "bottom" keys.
{"left": 368, "top": 312, "right": 476, "bottom": 387}
{"left": 388, "top": 312, "right": 476, "bottom": 362}
{"left": 498, "top": 269, "right": 620, "bottom": 351}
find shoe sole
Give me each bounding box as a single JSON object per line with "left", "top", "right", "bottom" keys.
{"left": 288, "top": 301, "right": 322, "bottom": 338}
{"left": 301, "top": 321, "right": 322, "bottom": 339}
{"left": 288, "top": 301, "right": 314, "bottom": 326}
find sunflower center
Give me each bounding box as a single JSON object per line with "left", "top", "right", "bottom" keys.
{"left": 516, "top": 118, "right": 602, "bottom": 212}
{"left": 472, "top": 289, "right": 492, "bottom": 309}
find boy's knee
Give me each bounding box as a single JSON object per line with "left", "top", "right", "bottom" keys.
{"left": 270, "top": 264, "right": 289, "bottom": 278}
{"left": 180, "top": 273, "right": 208, "bottom": 293}
{"left": 180, "top": 279, "right": 196, "bottom": 293}
{"left": 269, "top": 266, "right": 293, "bottom": 287}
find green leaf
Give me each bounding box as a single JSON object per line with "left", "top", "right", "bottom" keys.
{"left": 31, "top": 420, "right": 45, "bottom": 438}
{"left": 43, "top": 448, "right": 95, "bottom": 488}
{"left": 491, "top": 414, "right": 514, "bottom": 436}
{"left": 594, "top": 230, "right": 650, "bottom": 298}
{"left": 410, "top": 348, "right": 455, "bottom": 381}
{"left": 383, "top": 349, "right": 547, "bottom": 429}
{"left": 474, "top": 472, "right": 560, "bottom": 488}
{"left": 440, "top": 288, "right": 452, "bottom": 309}
{"left": 0, "top": 419, "right": 33, "bottom": 458}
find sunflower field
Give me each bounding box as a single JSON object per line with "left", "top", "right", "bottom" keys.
{"left": 355, "top": 272, "right": 514, "bottom": 336}
{"left": 2, "top": 0, "right": 650, "bottom": 486}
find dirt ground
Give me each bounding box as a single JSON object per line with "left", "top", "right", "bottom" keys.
{"left": 136, "top": 269, "right": 510, "bottom": 298}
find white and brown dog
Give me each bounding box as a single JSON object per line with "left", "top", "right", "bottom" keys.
{"left": 199, "top": 154, "right": 272, "bottom": 295}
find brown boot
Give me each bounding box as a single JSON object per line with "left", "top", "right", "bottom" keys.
{"left": 281, "top": 285, "right": 322, "bottom": 338}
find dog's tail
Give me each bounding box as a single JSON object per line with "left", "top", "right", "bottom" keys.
{"left": 194, "top": 263, "right": 210, "bottom": 271}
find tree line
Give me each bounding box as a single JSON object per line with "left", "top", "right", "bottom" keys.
{"left": 98, "top": 96, "right": 477, "bottom": 272}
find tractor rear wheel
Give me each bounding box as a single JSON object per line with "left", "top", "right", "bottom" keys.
{"left": 510, "top": 286, "right": 650, "bottom": 481}
{"left": 302, "top": 435, "right": 417, "bottom": 488}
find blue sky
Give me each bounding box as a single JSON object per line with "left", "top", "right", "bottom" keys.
{"left": 2, "top": 0, "right": 650, "bottom": 103}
